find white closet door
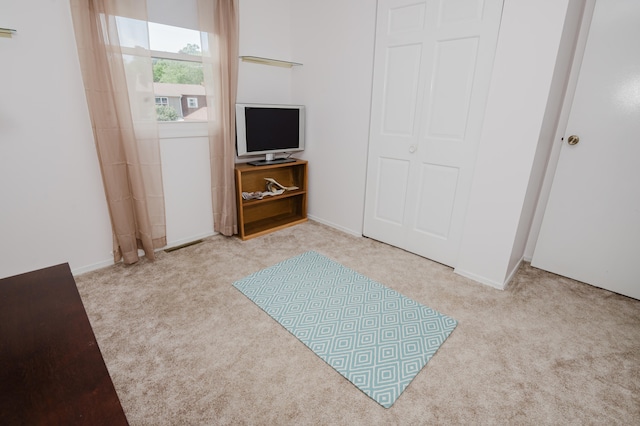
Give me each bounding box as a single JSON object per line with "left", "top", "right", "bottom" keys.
{"left": 532, "top": 0, "right": 640, "bottom": 300}
{"left": 364, "top": 0, "right": 503, "bottom": 267}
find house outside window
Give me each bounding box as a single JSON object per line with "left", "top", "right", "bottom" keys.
{"left": 117, "top": 18, "right": 207, "bottom": 122}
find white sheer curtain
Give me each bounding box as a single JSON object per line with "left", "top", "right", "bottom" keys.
{"left": 70, "top": 0, "right": 166, "bottom": 264}
{"left": 198, "top": 0, "right": 239, "bottom": 236}
{"left": 72, "top": 0, "right": 239, "bottom": 261}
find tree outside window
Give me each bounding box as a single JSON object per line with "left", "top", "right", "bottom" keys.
{"left": 118, "top": 19, "right": 208, "bottom": 122}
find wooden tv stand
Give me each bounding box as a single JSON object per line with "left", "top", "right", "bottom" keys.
{"left": 235, "top": 159, "right": 307, "bottom": 240}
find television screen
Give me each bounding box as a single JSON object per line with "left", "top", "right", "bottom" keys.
{"left": 245, "top": 107, "right": 300, "bottom": 152}
{"left": 236, "top": 103, "right": 305, "bottom": 165}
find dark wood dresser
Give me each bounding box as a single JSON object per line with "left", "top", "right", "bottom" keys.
{"left": 0, "top": 263, "right": 128, "bottom": 425}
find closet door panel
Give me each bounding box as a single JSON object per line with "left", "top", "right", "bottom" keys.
{"left": 364, "top": 0, "right": 503, "bottom": 267}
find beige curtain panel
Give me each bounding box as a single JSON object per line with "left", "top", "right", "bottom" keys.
{"left": 71, "top": 0, "right": 240, "bottom": 264}
{"left": 70, "top": 0, "right": 165, "bottom": 264}
{"left": 199, "top": 0, "right": 240, "bottom": 237}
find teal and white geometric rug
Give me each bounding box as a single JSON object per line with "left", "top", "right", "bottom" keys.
{"left": 232, "top": 251, "right": 457, "bottom": 408}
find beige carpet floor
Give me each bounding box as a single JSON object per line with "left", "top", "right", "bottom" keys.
{"left": 75, "top": 221, "right": 640, "bottom": 425}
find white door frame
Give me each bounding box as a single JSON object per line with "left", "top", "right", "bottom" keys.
{"left": 525, "top": 0, "right": 596, "bottom": 259}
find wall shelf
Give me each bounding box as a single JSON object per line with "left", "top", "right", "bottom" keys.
{"left": 0, "top": 28, "right": 16, "bottom": 38}
{"left": 239, "top": 56, "right": 302, "bottom": 68}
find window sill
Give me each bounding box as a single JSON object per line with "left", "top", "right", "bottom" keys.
{"left": 158, "top": 120, "right": 208, "bottom": 139}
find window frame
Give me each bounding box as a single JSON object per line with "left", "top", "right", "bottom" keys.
{"left": 117, "top": 20, "right": 208, "bottom": 124}
{"left": 155, "top": 96, "right": 169, "bottom": 105}
{"left": 187, "top": 97, "right": 198, "bottom": 108}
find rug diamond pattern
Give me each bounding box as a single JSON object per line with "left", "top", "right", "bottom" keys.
{"left": 233, "top": 251, "right": 457, "bottom": 408}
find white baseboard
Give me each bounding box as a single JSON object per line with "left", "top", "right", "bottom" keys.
{"left": 72, "top": 258, "right": 115, "bottom": 276}
{"left": 454, "top": 256, "right": 525, "bottom": 291}
{"left": 453, "top": 268, "right": 506, "bottom": 290}
{"left": 162, "top": 231, "right": 217, "bottom": 251}
{"left": 73, "top": 232, "right": 218, "bottom": 277}
{"left": 504, "top": 256, "right": 524, "bottom": 288}
{"left": 307, "top": 215, "right": 362, "bottom": 238}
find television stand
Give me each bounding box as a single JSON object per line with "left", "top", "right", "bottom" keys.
{"left": 235, "top": 160, "right": 307, "bottom": 240}
{"left": 248, "top": 157, "right": 295, "bottom": 166}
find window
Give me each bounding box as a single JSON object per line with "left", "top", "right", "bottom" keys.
{"left": 117, "top": 18, "right": 207, "bottom": 122}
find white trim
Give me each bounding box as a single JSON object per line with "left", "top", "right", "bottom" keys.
{"left": 71, "top": 258, "right": 115, "bottom": 276}
{"left": 455, "top": 256, "right": 525, "bottom": 290}
{"left": 150, "top": 49, "right": 201, "bottom": 62}
{"left": 454, "top": 267, "right": 506, "bottom": 290}
{"left": 307, "top": 215, "right": 363, "bottom": 238}
{"left": 72, "top": 231, "right": 218, "bottom": 276}
{"left": 119, "top": 46, "right": 201, "bottom": 63}
{"left": 504, "top": 256, "right": 524, "bottom": 289}
{"left": 158, "top": 121, "right": 208, "bottom": 139}
{"left": 163, "top": 231, "right": 217, "bottom": 251}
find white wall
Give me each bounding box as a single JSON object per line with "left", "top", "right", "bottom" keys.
{"left": 290, "top": 0, "right": 377, "bottom": 235}
{"left": 0, "top": 0, "right": 585, "bottom": 290}
{"left": 288, "top": 0, "right": 586, "bottom": 290}
{"left": 455, "top": 0, "right": 578, "bottom": 288}
{"left": 0, "top": 0, "right": 296, "bottom": 278}
{"left": 237, "top": 0, "right": 294, "bottom": 105}
{"left": 0, "top": 0, "right": 113, "bottom": 278}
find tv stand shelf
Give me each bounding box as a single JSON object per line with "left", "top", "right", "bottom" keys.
{"left": 235, "top": 160, "right": 307, "bottom": 240}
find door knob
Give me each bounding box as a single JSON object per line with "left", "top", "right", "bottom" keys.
{"left": 409, "top": 145, "right": 417, "bottom": 153}
{"left": 567, "top": 135, "right": 580, "bottom": 145}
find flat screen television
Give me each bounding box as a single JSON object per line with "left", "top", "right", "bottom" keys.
{"left": 235, "top": 103, "right": 305, "bottom": 166}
